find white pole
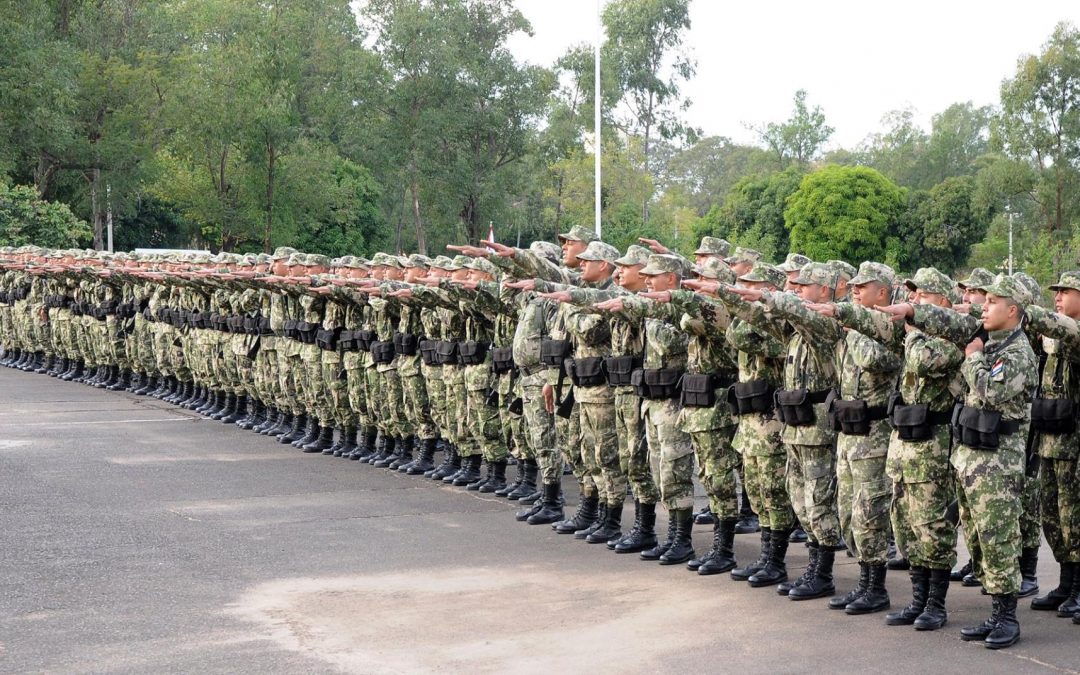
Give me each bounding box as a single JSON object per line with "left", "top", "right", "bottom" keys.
{"left": 1008, "top": 210, "right": 1014, "bottom": 275}
{"left": 106, "top": 183, "right": 114, "bottom": 253}
{"left": 594, "top": 0, "right": 602, "bottom": 239}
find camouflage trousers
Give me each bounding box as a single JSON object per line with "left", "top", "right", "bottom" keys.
{"left": 952, "top": 440, "right": 1024, "bottom": 595}
{"left": 400, "top": 356, "right": 436, "bottom": 440}
{"left": 643, "top": 398, "right": 695, "bottom": 511}
{"left": 836, "top": 423, "right": 892, "bottom": 564}
{"left": 343, "top": 354, "right": 369, "bottom": 428}
{"left": 690, "top": 424, "right": 740, "bottom": 519}
{"left": 1020, "top": 469, "right": 1041, "bottom": 550}
{"left": 496, "top": 372, "right": 523, "bottom": 458}
{"left": 887, "top": 429, "right": 957, "bottom": 571}
{"left": 555, "top": 396, "right": 588, "bottom": 492}
{"left": 319, "top": 358, "right": 348, "bottom": 428}
{"left": 578, "top": 393, "right": 623, "bottom": 506}
{"left": 465, "top": 389, "right": 504, "bottom": 462}
{"left": 735, "top": 414, "right": 793, "bottom": 531}
{"left": 521, "top": 376, "right": 559, "bottom": 485}
{"left": 443, "top": 365, "right": 467, "bottom": 448}
{"left": 785, "top": 443, "right": 842, "bottom": 548}
{"left": 421, "top": 362, "right": 447, "bottom": 438}
{"left": 377, "top": 365, "right": 411, "bottom": 439}
{"left": 1040, "top": 456, "right": 1080, "bottom": 563}
{"left": 615, "top": 389, "right": 658, "bottom": 504}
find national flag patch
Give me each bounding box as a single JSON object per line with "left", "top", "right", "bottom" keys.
{"left": 990, "top": 360, "right": 1005, "bottom": 378}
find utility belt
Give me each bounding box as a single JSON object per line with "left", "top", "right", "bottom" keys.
{"left": 680, "top": 372, "right": 737, "bottom": 408}
{"left": 1030, "top": 397, "right": 1077, "bottom": 435}
{"left": 605, "top": 355, "right": 642, "bottom": 387}
{"left": 419, "top": 339, "right": 439, "bottom": 366}
{"left": 566, "top": 356, "right": 606, "bottom": 388}
{"left": 491, "top": 347, "right": 516, "bottom": 375}
{"left": 952, "top": 404, "right": 1021, "bottom": 450}
{"left": 316, "top": 328, "right": 340, "bottom": 351}
{"left": 632, "top": 367, "right": 684, "bottom": 400}
{"left": 226, "top": 315, "right": 246, "bottom": 334}
{"left": 540, "top": 339, "right": 572, "bottom": 373}
{"left": 887, "top": 394, "right": 954, "bottom": 442}
{"left": 457, "top": 340, "right": 489, "bottom": 366}
{"left": 393, "top": 332, "right": 421, "bottom": 356}
{"left": 435, "top": 340, "right": 459, "bottom": 365}
{"left": 726, "top": 380, "right": 775, "bottom": 415}
{"left": 773, "top": 388, "right": 831, "bottom": 427}
{"left": 826, "top": 393, "right": 889, "bottom": 436}
{"left": 371, "top": 340, "right": 396, "bottom": 364}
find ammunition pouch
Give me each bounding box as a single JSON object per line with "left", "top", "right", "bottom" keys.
{"left": 371, "top": 340, "right": 396, "bottom": 364}
{"left": 491, "top": 347, "right": 516, "bottom": 375}
{"left": 727, "top": 380, "right": 775, "bottom": 415}
{"left": 1030, "top": 398, "right": 1076, "bottom": 435}
{"left": 774, "top": 388, "right": 830, "bottom": 427}
{"left": 457, "top": 340, "right": 488, "bottom": 366}
{"left": 567, "top": 356, "right": 606, "bottom": 387}
{"left": 604, "top": 355, "right": 642, "bottom": 387}
{"left": 953, "top": 404, "right": 1020, "bottom": 450}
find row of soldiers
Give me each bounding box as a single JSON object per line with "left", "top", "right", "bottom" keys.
{"left": 2, "top": 232, "right": 1079, "bottom": 650}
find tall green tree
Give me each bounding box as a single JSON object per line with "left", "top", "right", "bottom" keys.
{"left": 694, "top": 165, "right": 806, "bottom": 260}
{"left": 785, "top": 165, "right": 906, "bottom": 264}
{"left": 603, "top": 0, "right": 697, "bottom": 226}
{"left": 754, "top": 90, "right": 834, "bottom": 169}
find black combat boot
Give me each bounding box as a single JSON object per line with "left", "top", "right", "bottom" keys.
{"left": 200, "top": 390, "right": 222, "bottom": 416}
{"left": 324, "top": 427, "right": 345, "bottom": 456}
{"left": 732, "top": 527, "right": 771, "bottom": 581}
{"left": 641, "top": 518, "right": 677, "bottom": 562}
{"left": 1018, "top": 547, "right": 1040, "bottom": 598}
{"left": 68, "top": 360, "right": 86, "bottom": 382}
{"left": 334, "top": 427, "right": 358, "bottom": 457}
{"left": 984, "top": 594, "right": 1020, "bottom": 649}
{"left": 222, "top": 394, "right": 247, "bottom": 423}
{"left": 292, "top": 416, "right": 319, "bottom": 448}
{"left": 270, "top": 411, "right": 294, "bottom": 437}
{"left": 886, "top": 566, "right": 930, "bottom": 625}
{"left": 496, "top": 459, "right": 526, "bottom": 496}
{"left": 302, "top": 425, "right": 334, "bottom": 453}
{"left": 241, "top": 399, "right": 266, "bottom": 430}
{"left": 950, "top": 558, "right": 972, "bottom": 582}
{"left": 554, "top": 494, "right": 599, "bottom": 534}
{"left": 429, "top": 442, "right": 459, "bottom": 477}
{"left": 371, "top": 435, "right": 397, "bottom": 466}
{"left": 49, "top": 357, "right": 66, "bottom": 377}
{"left": 1055, "top": 567, "right": 1080, "bottom": 617}
{"left": 103, "top": 365, "right": 121, "bottom": 388}
{"left": 586, "top": 500, "right": 624, "bottom": 544}
{"left": 387, "top": 437, "right": 414, "bottom": 470}
{"left": 451, "top": 454, "right": 481, "bottom": 486}
{"left": 105, "top": 368, "right": 125, "bottom": 390}
{"left": 748, "top": 528, "right": 791, "bottom": 587}
{"left": 232, "top": 395, "right": 254, "bottom": 426}
{"left": 35, "top": 354, "right": 52, "bottom": 374}
{"left": 694, "top": 505, "right": 716, "bottom": 526}
{"left": 525, "top": 482, "right": 564, "bottom": 525}
{"left": 789, "top": 546, "right": 835, "bottom": 600}
{"left": 913, "top": 568, "right": 950, "bottom": 630}
{"left": 961, "top": 594, "right": 1002, "bottom": 642}
{"left": 831, "top": 561, "right": 870, "bottom": 610}
{"left": 779, "top": 543, "right": 820, "bottom": 596}
{"left": 697, "top": 518, "right": 738, "bottom": 575}
{"left": 616, "top": 501, "right": 658, "bottom": 554}
{"left": 658, "top": 509, "right": 695, "bottom": 565}
{"left": 211, "top": 392, "right": 236, "bottom": 420}
{"left": 278, "top": 414, "right": 306, "bottom": 444}
{"left": 351, "top": 428, "right": 380, "bottom": 461}
{"left": 575, "top": 503, "right": 608, "bottom": 540}
{"left": 1032, "top": 561, "right": 1075, "bottom": 610}
{"left": 478, "top": 460, "right": 508, "bottom": 493}
{"left": 735, "top": 485, "right": 760, "bottom": 534}
{"left": 846, "top": 563, "right": 890, "bottom": 614}
{"left": 405, "top": 438, "right": 437, "bottom": 473}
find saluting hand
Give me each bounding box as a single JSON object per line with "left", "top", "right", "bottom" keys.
{"left": 538, "top": 291, "right": 571, "bottom": 303}
{"left": 878, "top": 303, "right": 915, "bottom": 323}
{"left": 638, "top": 238, "right": 670, "bottom": 254}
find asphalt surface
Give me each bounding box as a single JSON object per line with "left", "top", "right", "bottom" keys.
{"left": 1, "top": 367, "right": 1079, "bottom": 674}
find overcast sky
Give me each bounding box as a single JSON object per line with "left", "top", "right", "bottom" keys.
{"left": 506, "top": 0, "right": 1080, "bottom": 149}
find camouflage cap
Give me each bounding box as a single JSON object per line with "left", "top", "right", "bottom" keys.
{"left": 1049, "top": 270, "right": 1080, "bottom": 293}
{"left": 639, "top": 253, "right": 691, "bottom": 278}
{"left": 272, "top": 246, "right": 298, "bottom": 260}
{"left": 904, "top": 267, "right": 957, "bottom": 299}
{"left": 826, "top": 260, "right": 857, "bottom": 281}
{"left": 692, "top": 257, "right": 735, "bottom": 283}
{"left": 557, "top": 224, "right": 599, "bottom": 243}
{"left": 957, "top": 267, "right": 995, "bottom": 290}
{"left": 777, "top": 253, "right": 813, "bottom": 273}
{"left": 614, "top": 244, "right": 651, "bottom": 267}
{"left": 236, "top": 257, "right": 254, "bottom": 268}
{"left": 256, "top": 253, "right": 274, "bottom": 265}
{"left": 694, "top": 236, "right": 732, "bottom": 257}
{"left": 529, "top": 240, "right": 561, "bottom": 265}
{"left": 984, "top": 273, "right": 1033, "bottom": 308}
{"left": 790, "top": 262, "right": 839, "bottom": 288}
{"left": 850, "top": 261, "right": 897, "bottom": 287}
{"left": 285, "top": 253, "right": 304, "bottom": 267}
{"left": 429, "top": 255, "right": 455, "bottom": 270}
{"left": 307, "top": 254, "right": 331, "bottom": 267}
{"left": 738, "top": 262, "right": 787, "bottom": 289}
{"left": 371, "top": 252, "right": 402, "bottom": 269}
{"left": 574, "top": 240, "right": 621, "bottom": 264}
{"left": 1012, "top": 272, "right": 1043, "bottom": 304}
{"left": 448, "top": 255, "right": 471, "bottom": 271}
{"left": 724, "top": 246, "right": 763, "bottom": 265}
{"left": 467, "top": 256, "right": 499, "bottom": 277}
{"left": 192, "top": 253, "right": 214, "bottom": 264}
{"left": 401, "top": 253, "right": 431, "bottom": 268}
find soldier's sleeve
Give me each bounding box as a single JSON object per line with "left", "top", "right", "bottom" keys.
{"left": 904, "top": 330, "right": 964, "bottom": 376}
{"left": 533, "top": 279, "right": 576, "bottom": 294}
{"left": 962, "top": 341, "right": 1036, "bottom": 410}
{"left": 669, "top": 290, "right": 731, "bottom": 332}
{"left": 726, "top": 320, "right": 786, "bottom": 358}
{"left": 713, "top": 285, "right": 773, "bottom": 328}
{"left": 912, "top": 303, "right": 981, "bottom": 346}
{"left": 492, "top": 249, "right": 573, "bottom": 285}
{"left": 567, "top": 286, "right": 622, "bottom": 308}
{"left": 763, "top": 290, "right": 844, "bottom": 342}
{"left": 1025, "top": 305, "right": 1080, "bottom": 352}
{"left": 616, "top": 295, "right": 677, "bottom": 323}
{"left": 835, "top": 303, "right": 903, "bottom": 350}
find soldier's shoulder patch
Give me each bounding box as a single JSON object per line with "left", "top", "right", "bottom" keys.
{"left": 990, "top": 359, "right": 1005, "bottom": 379}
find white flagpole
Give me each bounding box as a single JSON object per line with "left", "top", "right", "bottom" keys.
{"left": 594, "top": 0, "right": 603, "bottom": 239}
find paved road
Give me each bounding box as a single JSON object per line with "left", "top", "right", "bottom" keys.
{"left": 1, "top": 367, "right": 1078, "bottom": 674}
